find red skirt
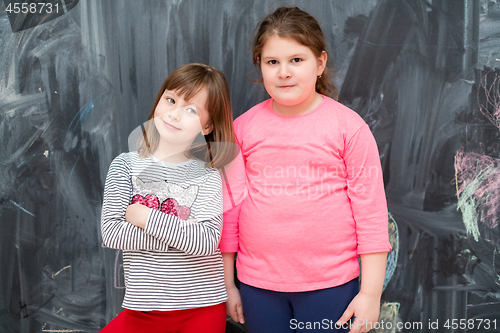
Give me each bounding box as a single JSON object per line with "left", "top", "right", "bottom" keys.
{"left": 100, "top": 302, "right": 226, "bottom": 333}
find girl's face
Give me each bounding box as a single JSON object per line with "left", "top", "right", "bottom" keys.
{"left": 153, "top": 87, "right": 213, "bottom": 150}
{"left": 260, "top": 35, "right": 327, "bottom": 115}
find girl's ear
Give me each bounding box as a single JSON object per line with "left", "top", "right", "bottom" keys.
{"left": 203, "top": 122, "right": 214, "bottom": 136}
{"left": 317, "top": 51, "right": 327, "bottom": 76}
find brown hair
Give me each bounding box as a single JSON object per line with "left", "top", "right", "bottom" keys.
{"left": 137, "top": 63, "right": 237, "bottom": 169}
{"left": 252, "top": 6, "right": 338, "bottom": 100}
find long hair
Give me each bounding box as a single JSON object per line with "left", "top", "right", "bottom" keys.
{"left": 137, "top": 63, "right": 237, "bottom": 169}
{"left": 252, "top": 6, "right": 338, "bottom": 100}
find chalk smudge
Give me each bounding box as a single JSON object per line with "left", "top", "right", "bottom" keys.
{"left": 66, "top": 94, "right": 104, "bottom": 136}
{"left": 374, "top": 302, "right": 401, "bottom": 333}
{"left": 455, "top": 148, "right": 500, "bottom": 241}
{"left": 494, "top": 247, "right": 500, "bottom": 285}
{"left": 10, "top": 199, "right": 36, "bottom": 217}
{"left": 477, "top": 67, "right": 500, "bottom": 131}
{"left": 384, "top": 213, "right": 399, "bottom": 291}
{"left": 51, "top": 265, "right": 71, "bottom": 279}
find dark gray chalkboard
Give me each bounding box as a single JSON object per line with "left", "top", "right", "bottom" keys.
{"left": 1, "top": 0, "right": 499, "bottom": 332}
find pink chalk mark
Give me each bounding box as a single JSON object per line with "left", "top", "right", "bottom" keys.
{"left": 455, "top": 148, "right": 500, "bottom": 229}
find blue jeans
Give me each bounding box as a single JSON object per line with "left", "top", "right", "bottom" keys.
{"left": 240, "top": 279, "right": 359, "bottom": 333}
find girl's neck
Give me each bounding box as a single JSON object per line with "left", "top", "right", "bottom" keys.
{"left": 272, "top": 92, "right": 323, "bottom": 116}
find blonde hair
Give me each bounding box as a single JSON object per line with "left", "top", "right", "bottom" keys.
{"left": 137, "top": 63, "right": 237, "bottom": 169}
{"left": 252, "top": 6, "right": 338, "bottom": 99}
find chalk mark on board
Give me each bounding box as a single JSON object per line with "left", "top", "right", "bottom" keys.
{"left": 494, "top": 247, "right": 500, "bottom": 285}
{"left": 52, "top": 265, "right": 71, "bottom": 279}
{"left": 69, "top": 149, "right": 84, "bottom": 178}
{"left": 69, "top": 133, "right": 89, "bottom": 178}
{"left": 478, "top": 68, "right": 500, "bottom": 131}
{"left": 22, "top": 293, "right": 55, "bottom": 318}
{"left": 379, "top": 302, "right": 401, "bottom": 330}
{"left": 384, "top": 213, "right": 399, "bottom": 291}
{"left": 66, "top": 94, "right": 104, "bottom": 136}
{"left": 10, "top": 200, "right": 35, "bottom": 217}
{"left": 455, "top": 149, "right": 500, "bottom": 241}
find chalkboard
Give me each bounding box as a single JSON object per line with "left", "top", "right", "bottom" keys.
{"left": 1, "top": 0, "right": 499, "bottom": 332}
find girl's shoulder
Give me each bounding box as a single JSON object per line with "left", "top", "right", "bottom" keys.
{"left": 183, "top": 159, "right": 221, "bottom": 180}
{"left": 110, "top": 151, "right": 143, "bottom": 166}
{"left": 322, "top": 97, "right": 364, "bottom": 121}
{"left": 233, "top": 99, "right": 273, "bottom": 135}
{"left": 236, "top": 99, "right": 272, "bottom": 122}
{"left": 321, "top": 96, "right": 368, "bottom": 132}
{"left": 183, "top": 160, "right": 222, "bottom": 191}
{"left": 190, "top": 159, "right": 218, "bottom": 174}
{"left": 108, "top": 152, "right": 157, "bottom": 177}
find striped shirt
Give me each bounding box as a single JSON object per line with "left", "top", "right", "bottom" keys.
{"left": 101, "top": 152, "right": 226, "bottom": 311}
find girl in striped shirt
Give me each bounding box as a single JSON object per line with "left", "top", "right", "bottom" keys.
{"left": 100, "top": 63, "right": 237, "bottom": 333}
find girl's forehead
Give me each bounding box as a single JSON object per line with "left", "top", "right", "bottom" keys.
{"left": 261, "top": 35, "right": 312, "bottom": 55}
{"left": 165, "top": 87, "right": 205, "bottom": 100}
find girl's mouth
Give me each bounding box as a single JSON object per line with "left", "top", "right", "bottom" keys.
{"left": 163, "top": 121, "right": 181, "bottom": 130}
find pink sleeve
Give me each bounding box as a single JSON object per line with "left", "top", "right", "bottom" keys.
{"left": 219, "top": 203, "right": 241, "bottom": 252}
{"left": 344, "top": 124, "right": 392, "bottom": 254}
{"left": 219, "top": 146, "right": 247, "bottom": 253}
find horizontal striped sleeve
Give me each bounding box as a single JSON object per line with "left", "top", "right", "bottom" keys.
{"left": 144, "top": 172, "right": 223, "bottom": 256}
{"left": 100, "top": 154, "right": 169, "bottom": 251}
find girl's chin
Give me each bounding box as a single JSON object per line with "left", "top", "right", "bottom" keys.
{"left": 273, "top": 99, "right": 304, "bottom": 108}
{"left": 272, "top": 92, "right": 318, "bottom": 107}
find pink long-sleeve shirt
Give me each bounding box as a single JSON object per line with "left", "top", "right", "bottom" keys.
{"left": 220, "top": 96, "right": 391, "bottom": 292}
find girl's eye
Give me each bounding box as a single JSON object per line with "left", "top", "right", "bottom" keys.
{"left": 268, "top": 60, "right": 278, "bottom": 65}
{"left": 291, "top": 58, "right": 302, "bottom": 63}
{"left": 186, "top": 108, "right": 197, "bottom": 115}
{"left": 166, "top": 97, "right": 175, "bottom": 104}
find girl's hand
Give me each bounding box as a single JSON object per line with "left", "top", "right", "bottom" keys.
{"left": 226, "top": 285, "right": 245, "bottom": 325}
{"left": 125, "top": 203, "right": 151, "bottom": 229}
{"left": 336, "top": 292, "right": 381, "bottom": 333}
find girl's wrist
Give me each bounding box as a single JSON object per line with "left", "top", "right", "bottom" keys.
{"left": 225, "top": 282, "right": 237, "bottom": 289}
{"left": 358, "top": 289, "right": 382, "bottom": 300}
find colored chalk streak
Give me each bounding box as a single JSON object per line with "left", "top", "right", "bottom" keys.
{"left": 454, "top": 148, "right": 500, "bottom": 241}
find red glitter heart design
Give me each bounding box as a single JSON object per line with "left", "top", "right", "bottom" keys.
{"left": 132, "top": 196, "right": 191, "bottom": 220}
{"left": 132, "top": 194, "right": 159, "bottom": 210}
{"left": 161, "top": 198, "right": 179, "bottom": 216}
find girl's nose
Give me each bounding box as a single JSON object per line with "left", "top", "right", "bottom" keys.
{"left": 168, "top": 107, "right": 182, "bottom": 121}
{"left": 278, "top": 64, "right": 291, "bottom": 79}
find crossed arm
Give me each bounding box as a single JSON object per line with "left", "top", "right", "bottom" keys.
{"left": 101, "top": 155, "right": 223, "bottom": 256}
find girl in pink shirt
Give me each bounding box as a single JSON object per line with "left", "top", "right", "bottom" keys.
{"left": 220, "top": 7, "right": 391, "bottom": 333}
